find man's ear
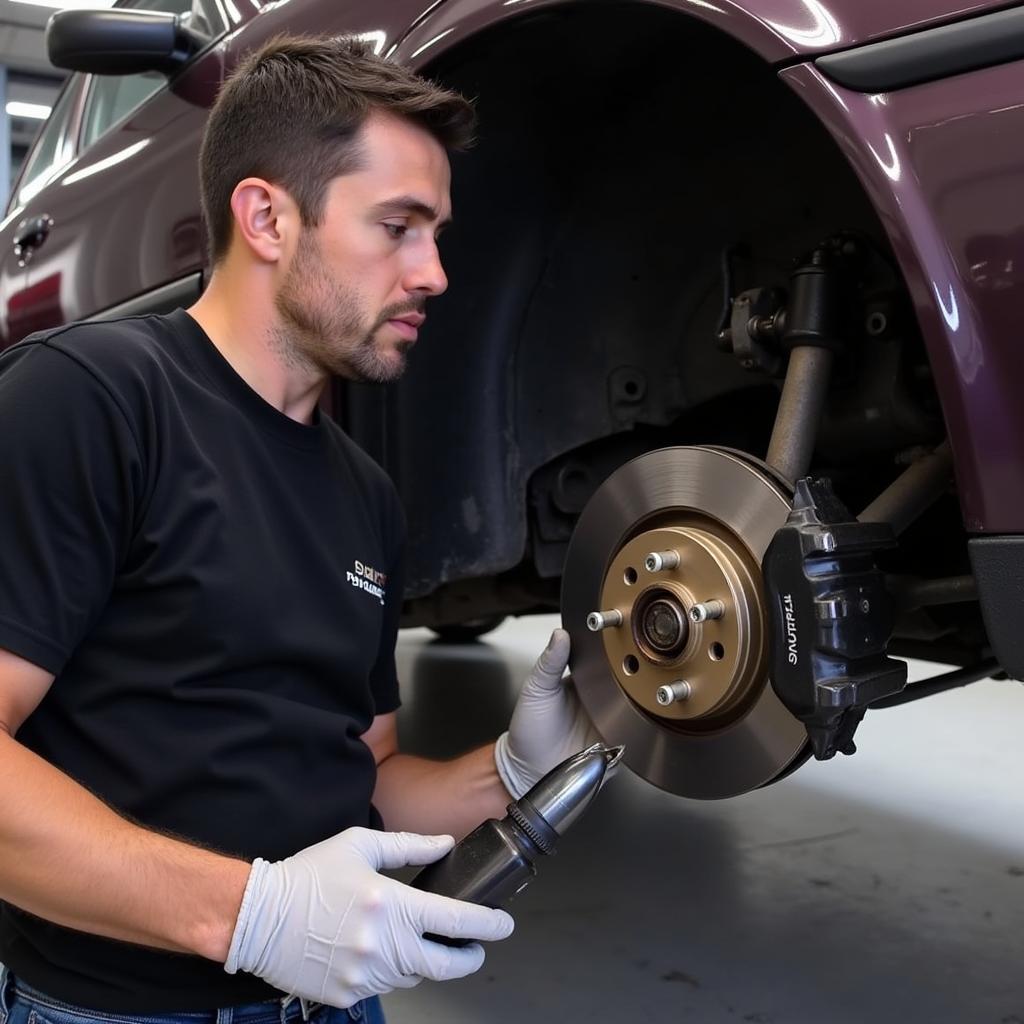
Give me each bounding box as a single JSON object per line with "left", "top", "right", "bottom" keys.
{"left": 229, "top": 177, "right": 298, "bottom": 264}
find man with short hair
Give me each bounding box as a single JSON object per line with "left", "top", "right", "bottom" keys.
{"left": 0, "top": 36, "right": 596, "bottom": 1024}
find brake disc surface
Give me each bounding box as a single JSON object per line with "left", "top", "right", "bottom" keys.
{"left": 561, "top": 446, "right": 810, "bottom": 799}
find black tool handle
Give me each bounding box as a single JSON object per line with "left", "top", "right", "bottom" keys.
{"left": 411, "top": 819, "right": 537, "bottom": 946}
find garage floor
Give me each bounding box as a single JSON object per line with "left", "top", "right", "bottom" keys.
{"left": 383, "top": 614, "right": 1024, "bottom": 1024}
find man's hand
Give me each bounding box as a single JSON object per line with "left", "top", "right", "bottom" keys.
{"left": 494, "top": 628, "right": 601, "bottom": 798}
{"left": 225, "top": 827, "right": 514, "bottom": 1007}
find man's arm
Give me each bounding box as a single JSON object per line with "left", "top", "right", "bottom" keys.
{"left": 365, "top": 713, "right": 510, "bottom": 840}
{"left": 0, "top": 646, "right": 250, "bottom": 963}
{"left": 367, "top": 630, "right": 602, "bottom": 838}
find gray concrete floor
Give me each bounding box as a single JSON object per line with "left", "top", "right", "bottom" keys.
{"left": 383, "top": 614, "right": 1024, "bottom": 1024}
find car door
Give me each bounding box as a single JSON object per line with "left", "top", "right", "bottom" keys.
{"left": 1, "top": 0, "right": 228, "bottom": 346}
{"left": 0, "top": 78, "right": 85, "bottom": 348}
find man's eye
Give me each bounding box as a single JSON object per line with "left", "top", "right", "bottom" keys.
{"left": 383, "top": 223, "right": 407, "bottom": 240}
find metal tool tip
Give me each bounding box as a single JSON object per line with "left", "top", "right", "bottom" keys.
{"left": 580, "top": 741, "right": 625, "bottom": 768}
{"left": 606, "top": 744, "right": 625, "bottom": 768}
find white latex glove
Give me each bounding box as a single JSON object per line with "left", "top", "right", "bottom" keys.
{"left": 494, "top": 628, "right": 601, "bottom": 799}
{"left": 225, "top": 827, "right": 514, "bottom": 1008}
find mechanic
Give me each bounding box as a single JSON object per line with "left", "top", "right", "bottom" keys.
{"left": 0, "top": 35, "right": 598, "bottom": 1024}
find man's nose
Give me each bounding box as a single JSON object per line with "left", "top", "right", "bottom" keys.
{"left": 406, "top": 241, "right": 448, "bottom": 297}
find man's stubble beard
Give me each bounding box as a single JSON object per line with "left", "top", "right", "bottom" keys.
{"left": 273, "top": 231, "right": 419, "bottom": 384}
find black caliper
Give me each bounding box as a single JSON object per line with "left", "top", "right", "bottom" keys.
{"left": 762, "top": 478, "right": 907, "bottom": 760}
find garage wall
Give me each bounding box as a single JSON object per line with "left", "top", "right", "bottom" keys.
{"left": 0, "top": 0, "right": 69, "bottom": 200}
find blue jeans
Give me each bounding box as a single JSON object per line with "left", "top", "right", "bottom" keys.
{"left": 0, "top": 968, "right": 383, "bottom": 1024}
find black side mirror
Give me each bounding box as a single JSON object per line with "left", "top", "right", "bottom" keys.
{"left": 46, "top": 9, "right": 206, "bottom": 76}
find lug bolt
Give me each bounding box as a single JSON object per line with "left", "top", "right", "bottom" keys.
{"left": 587, "top": 609, "right": 623, "bottom": 632}
{"left": 689, "top": 600, "right": 726, "bottom": 623}
{"left": 656, "top": 680, "right": 692, "bottom": 706}
{"left": 645, "top": 550, "right": 681, "bottom": 573}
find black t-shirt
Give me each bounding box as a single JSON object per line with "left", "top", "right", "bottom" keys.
{"left": 0, "top": 310, "right": 405, "bottom": 1011}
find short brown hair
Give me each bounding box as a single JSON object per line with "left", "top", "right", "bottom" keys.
{"left": 199, "top": 35, "right": 476, "bottom": 265}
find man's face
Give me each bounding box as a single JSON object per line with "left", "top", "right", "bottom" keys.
{"left": 274, "top": 111, "right": 452, "bottom": 383}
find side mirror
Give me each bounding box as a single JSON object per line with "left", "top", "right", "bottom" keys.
{"left": 46, "top": 9, "right": 206, "bottom": 76}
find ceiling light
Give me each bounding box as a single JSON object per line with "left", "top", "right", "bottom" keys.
{"left": 6, "top": 101, "right": 51, "bottom": 120}
{"left": 10, "top": 0, "right": 117, "bottom": 9}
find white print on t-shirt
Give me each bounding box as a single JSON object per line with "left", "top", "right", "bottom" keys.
{"left": 347, "top": 559, "right": 387, "bottom": 606}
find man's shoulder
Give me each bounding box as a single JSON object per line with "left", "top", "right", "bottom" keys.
{"left": 16, "top": 313, "right": 178, "bottom": 375}
{"left": 3, "top": 312, "right": 198, "bottom": 416}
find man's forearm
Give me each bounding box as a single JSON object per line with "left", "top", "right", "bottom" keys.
{"left": 373, "top": 743, "right": 510, "bottom": 839}
{"left": 0, "top": 730, "right": 250, "bottom": 962}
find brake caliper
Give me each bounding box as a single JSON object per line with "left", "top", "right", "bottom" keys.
{"left": 763, "top": 477, "right": 907, "bottom": 760}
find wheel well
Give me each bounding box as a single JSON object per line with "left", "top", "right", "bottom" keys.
{"left": 392, "top": 4, "right": 957, "bottom": 636}
{"left": 426, "top": 0, "right": 891, "bottom": 458}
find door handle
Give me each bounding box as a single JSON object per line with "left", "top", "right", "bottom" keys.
{"left": 13, "top": 214, "right": 54, "bottom": 266}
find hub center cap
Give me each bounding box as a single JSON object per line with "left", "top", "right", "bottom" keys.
{"left": 638, "top": 593, "right": 689, "bottom": 656}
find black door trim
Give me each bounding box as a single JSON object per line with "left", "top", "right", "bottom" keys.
{"left": 86, "top": 271, "right": 203, "bottom": 322}
{"left": 815, "top": 5, "right": 1024, "bottom": 92}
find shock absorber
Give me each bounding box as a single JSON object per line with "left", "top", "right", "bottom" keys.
{"left": 720, "top": 235, "right": 863, "bottom": 481}
{"left": 763, "top": 238, "right": 858, "bottom": 483}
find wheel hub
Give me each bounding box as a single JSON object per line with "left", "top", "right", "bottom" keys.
{"left": 599, "top": 522, "right": 765, "bottom": 723}
{"left": 561, "top": 446, "right": 810, "bottom": 799}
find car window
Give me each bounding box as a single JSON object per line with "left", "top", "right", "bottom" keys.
{"left": 80, "top": 70, "right": 167, "bottom": 151}
{"left": 80, "top": 0, "right": 221, "bottom": 151}
{"left": 13, "top": 82, "right": 78, "bottom": 209}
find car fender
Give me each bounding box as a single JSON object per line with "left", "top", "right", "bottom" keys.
{"left": 391, "top": 0, "right": 1016, "bottom": 68}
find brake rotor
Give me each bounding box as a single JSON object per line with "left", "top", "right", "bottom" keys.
{"left": 561, "top": 446, "right": 810, "bottom": 799}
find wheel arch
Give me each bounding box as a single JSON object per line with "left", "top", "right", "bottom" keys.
{"left": 357, "top": 1, "right": 941, "bottom": 614}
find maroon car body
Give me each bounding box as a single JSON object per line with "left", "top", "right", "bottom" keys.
{"left": 2, "top": 0, "right": 1023, "bottom": 676}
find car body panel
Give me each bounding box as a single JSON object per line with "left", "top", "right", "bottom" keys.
{"left": 3, "top": 66, "right": 215, "bottom": 341}
{"left": 394, "top": 0, "right": 1019, "bottom": 69}
{"left": 1, "top": 76, "right": 85, "bottom": 343}
{"left": 221, "top": 0, "right": 447, "bottom": 70}
{"left": 780, "top": 59, "right": 1024, "bottom": 533}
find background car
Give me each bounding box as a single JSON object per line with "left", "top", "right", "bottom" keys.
{"left": 3, "top": 0, "right": 1023, "bottom": 798}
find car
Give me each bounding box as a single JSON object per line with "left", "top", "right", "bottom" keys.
{"left": 2, "top": 0, "right": 1022, "bottom": 799}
